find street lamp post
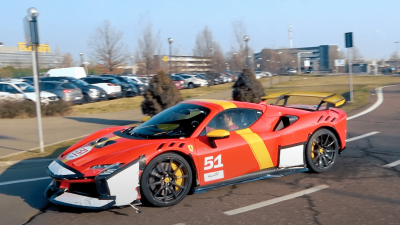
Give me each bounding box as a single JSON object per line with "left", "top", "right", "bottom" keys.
{"left": 24, "top": 7, "right": 44, "bottom": 153}
{"left": 130, "top": 56, "right": 133, "bottom": 74}
{"left": 243, "top": 35, "right": 250, "bottom": 68}
{"left": 79, "top": 52, "right": 83, "bottom": 66}
{"left": 168, "top": 38, "right": 173, "bottom": 74}
{"left": 395, "top": 41, "right": 400, "bottom": 73}
{"left": 209, "top": 47, "right": 213, "bottom": 71}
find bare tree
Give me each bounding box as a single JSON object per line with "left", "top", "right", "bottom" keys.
{"left": 136, "top": 19, "right": 162, "bottom": 76}
{"left": 88, "top": 20, "right": 128, "bottom": 73}
{"left": 193, "top": 26, "right": 226, "bottom": 72}
{"left": 389, "top": 51, "right": 399, "bottom": 60}
{"left": 61, "top": 53, "right": 75, "bottom": 68}
{"left": 229, "top": 19, "right": 254, "bottom": 72}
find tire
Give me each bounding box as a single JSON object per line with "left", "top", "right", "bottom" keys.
{"left": 140, "top": 153, "right": 193, "bottom": 207}
{"left": 305, "top": 129, "right": 339, "bottom": 173}
{"left": 83, "top": 94, "right": 90, "bottom": 104}
{"left": 188, "top": 83, "right": 194, "bottom": 89}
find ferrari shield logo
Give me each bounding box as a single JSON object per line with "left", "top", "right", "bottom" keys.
{"left": 188, "top": 145, "right": 194, "bottom": 152}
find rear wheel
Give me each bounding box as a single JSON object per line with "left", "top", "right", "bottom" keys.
{"left": 83, "top": 94, "right": 90, "bottom": 103}
{"left": 140, "top": 153, "right": 192, "bottom": 207}
{"left": 306, "top": 129, "right": 338, "bottom": 173}
{"left": 188, "top": 83, "right": 194, "bottom": 89}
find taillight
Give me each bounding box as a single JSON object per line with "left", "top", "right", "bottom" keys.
{"left": 63, "top": 90, "right": 73, "bottom": 93}
{"left": 108, "top": 83, "right": 116, "bottom": 86}
{"left": 180, "top": 80, "right": 184, "bottom": 84}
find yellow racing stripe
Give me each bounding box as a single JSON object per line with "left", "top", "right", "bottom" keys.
{"left": 236, "top": 128, "right": 274, "bottom": 170}
{"left": 194, "top": 99, "right": 237, "bottom": 110}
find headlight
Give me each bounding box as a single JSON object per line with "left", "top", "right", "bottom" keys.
{"left": 89, "top": 88, "right": 99, "bottom": 94}
{"left": 127, "top": 88, "right": 132, "bottom": 91}
{"left": 92, "top": 163, "right": 123, "bottom": 176}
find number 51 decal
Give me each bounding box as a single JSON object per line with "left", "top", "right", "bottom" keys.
{"left": 204, "top": 154, "right": 223, "bottom": 170}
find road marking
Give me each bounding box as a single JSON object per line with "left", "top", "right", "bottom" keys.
{"left": 347, "top": 85, "right": 397, "bottom": 120}
{"left": 0, "top": 177, "right": 50, "bottom": 186}
{"left": 383, "top": 159, "right": 400, "bottom": 168}
{"left": 223, "top": 185, "right": 329, "bottom": 216}
{"left": 346, "top": 132, "right": 379, "bottom": 142}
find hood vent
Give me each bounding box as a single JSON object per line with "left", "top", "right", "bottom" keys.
{"left": 169, "top": 142, "right": 175, "bottom": 147}
{"left": 89, "top": 137, "right": 108, "bottom": 146}
{"left": 317, "top": 116, "right": 324, "bottom": 122}
{"left": 179, "top": 143, "right": 185, "bottom": 148}
{"left": 94, "top": 140, "right": 117, "bottom": 148}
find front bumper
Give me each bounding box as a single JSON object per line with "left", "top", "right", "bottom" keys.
{"left": 45, "top": 157, "right": 145, "bottom": 210}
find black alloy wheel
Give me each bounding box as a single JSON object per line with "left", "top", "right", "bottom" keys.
{"left": 306, "top": 129, "right": 339, "bottom": 173}
{"left": 140, "top": 153, "right": 192, "bottom": 207}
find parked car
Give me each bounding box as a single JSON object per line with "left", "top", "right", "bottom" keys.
{"left": 80, "top": 77, "right": 122, "bottom": 99}
{"left": 20, "top": 76, "right": 34, "bottom": 85}
{"left": 170, "top": 75, "right": 184, "bottom": 90}
{"left": 287, "top": 69, "right": 297, "bottom": 75}
{"left": 39, "top": 81, "right": 83, "bottom": 104}
{"left": 120, "top": 76, "right": 147, "bottom": 95}
{"left": 101, "top": 75, "right": 139, "bottom": 97}
{"left": 40, "top": 76, "right": 107, "bottom": 103}
{"left": 0, "top": 81, "right": 58, "bottom": 104}
{"left": 179, "top": 74, "right": 208, "bottom": 88}
{"left": 122, "top": 75, "right": 148, "bottom": 86}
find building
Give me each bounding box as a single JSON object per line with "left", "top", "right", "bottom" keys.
{"left": 255, "top": 45, "right": 339, "bottom": 72}
{"left": 154, "top": 55, "right": 211, "bottom": 73}
{"left": 0, "top": 42, "right": 63, "bottom": 69}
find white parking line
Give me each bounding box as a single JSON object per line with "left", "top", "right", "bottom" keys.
{"left": 0, "top": 177, "right": 50, "bottom": 186}
{"left": 346, "top": 132, "right": 379, "bottom": 142}
{"left": 383, "top": 159, "right": 400, "bottom": 168}
{"left": 347, "top": 85, "right": 398, "bottom": 121}
{"left": 224, "top": 185, "right": 329, "bottom": 216}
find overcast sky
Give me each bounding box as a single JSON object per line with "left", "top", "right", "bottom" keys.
{"left": 1, "top": 0, "right": 399, "bottom": 61}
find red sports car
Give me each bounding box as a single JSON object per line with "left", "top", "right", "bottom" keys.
{"left": 45, "top": 92, "right": 347, "bottom": 210}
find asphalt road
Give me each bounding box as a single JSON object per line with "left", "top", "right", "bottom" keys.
{"left": 0, "top": 84, "right": 398, "bottom": 225}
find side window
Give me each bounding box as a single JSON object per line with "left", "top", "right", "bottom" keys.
{"left": 82, "top": 78, "right": 93, "bottom": 84}
{"left": 274, "top": 115, "right": 299, "bottom": 131}
{"left": 44, "top": 83, "right": 56, "bottom": 89}
{"left": 201, "top": 108, "right": 262, "bottom": 135}
{"left": 0, "top": 84, "right": 5, "bottom": 92}
{"left": 5, "top": 84, "right": 19, "bottom": 94}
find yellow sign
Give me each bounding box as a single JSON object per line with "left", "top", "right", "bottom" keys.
{"left": 162, "top": 56, "right": 168, "bottom": 62}
{"left": 18, "top": 42, "right": 51, "bottom": 53}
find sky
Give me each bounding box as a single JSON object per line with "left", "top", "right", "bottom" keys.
{"left": 1, "top": 0, "right": 400, "bottom": 62}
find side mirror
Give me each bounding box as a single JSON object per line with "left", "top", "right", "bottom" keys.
{"left": 206, "top": 129, "right": 230, "bottom": 148}
{"left": 141, "top": 116, "right": 151, "bottom": 123}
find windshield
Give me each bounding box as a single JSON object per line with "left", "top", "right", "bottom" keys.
{"left": 71, "top": 79, "right": 89, "bottom": 86}
{"left": 106, "top": 78, "right": 122, "bottom": 85}
{"left": 126, "top": 103, "right": 210, "bottom": 139}
{"left": 15, "top": 83, "right": 35, "bottom": 93}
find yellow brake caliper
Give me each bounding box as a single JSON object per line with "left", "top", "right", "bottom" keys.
{"left": 311, "top": 141, "right": 316, "bottom": 159}
{"left": 171, "top": 162, "right": 183, "bottom": 191}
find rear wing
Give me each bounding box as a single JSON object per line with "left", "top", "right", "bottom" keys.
{"left": 261, "top": 91, "right": 346, "bottom": 110}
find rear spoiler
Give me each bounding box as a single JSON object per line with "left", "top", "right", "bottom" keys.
{"left": 261, "top": 91, "right": 346, "bottom": 110}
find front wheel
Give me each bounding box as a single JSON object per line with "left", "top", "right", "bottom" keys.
{"left": 140, "top": 153, "right": 192, "bottom": 207}
{"left": 306, "top": 129, "right": 339, "bottom": 173}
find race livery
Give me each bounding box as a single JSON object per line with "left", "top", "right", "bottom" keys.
{"left": 45, "top": 91, "right": 347, "bottom": 209}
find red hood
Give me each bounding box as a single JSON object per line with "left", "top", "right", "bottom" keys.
{"left": 58, "top": 127, "right": 176, "bottom": 177}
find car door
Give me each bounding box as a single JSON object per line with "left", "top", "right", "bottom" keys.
{"left": 194, "top": 108, "right": 268, "bottom": 185}
{"left": 4, "top": 84, "right": 24, "bottom": 101}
